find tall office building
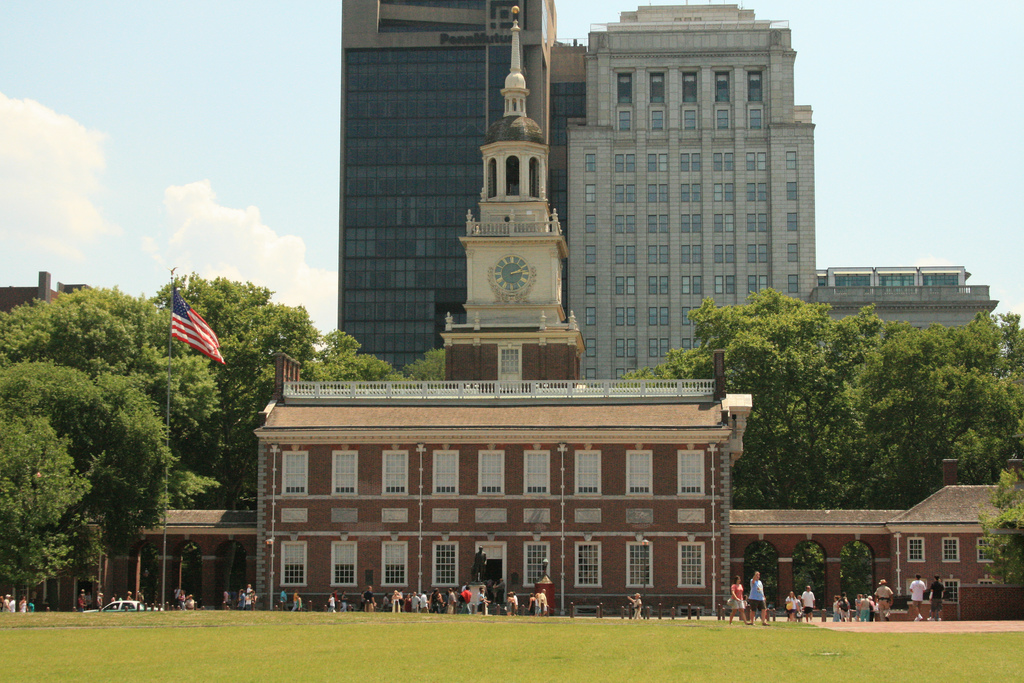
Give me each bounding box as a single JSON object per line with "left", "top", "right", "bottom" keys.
{"left": 340, "top": 0, "right": 556, "bottom": 367}
{"left": 568, "top": 5, "right": 816, "bottom": 378}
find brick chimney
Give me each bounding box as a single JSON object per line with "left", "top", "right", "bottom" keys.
{"left": 713, "top": 349, "right": 726, "bottom": 401}
{"left": 37, "top": 271, "right": 52, "bottom": 303}
{"left": 272, "top": 353, "right": 301, "bottom": 402}
{"left": 942, "top": 459, "right": 958, "bottom": 486}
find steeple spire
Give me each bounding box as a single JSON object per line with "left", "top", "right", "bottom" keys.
{"left": 502, "top": 6, "right": 528, "bottom": 118}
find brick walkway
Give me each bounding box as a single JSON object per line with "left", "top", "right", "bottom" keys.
{"left": 814, "top": 620, "right": 1024, "bottom": 634}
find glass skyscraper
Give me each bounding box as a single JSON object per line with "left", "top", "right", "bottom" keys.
{"left": 340, "top": 0, "right": 555, "bottom": 367}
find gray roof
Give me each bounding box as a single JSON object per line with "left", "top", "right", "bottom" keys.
{"left": 888, "top": 485, "right": 996, "bottom": 525}
{"left": 484, "top": 115, "right": 544, "bottom": 144}
{"left": 164, "top": 510, "right": 256, "bottom": 528}
{"left": 730, "top": 509, "right": 900, "bottom": 526}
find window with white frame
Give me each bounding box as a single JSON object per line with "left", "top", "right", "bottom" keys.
{"left": 627, "top": 542, "right": 652, "bottom": 587}
{"left": 524, "top": 450, "right": 549, "bottom": 494}
{"left": 908, "top": 537, "right": 924, "bottom": 562}
{"left": 626, "top": 450, "right": 652, "bottom": 494}
{"left": 383, "top": 450, "right": 408, "bottom": 494}
{"left": 499, "top": 347, "right": 521, "bottom": 380}
{"left": 575, "top": 450, "right": 601, "bottom": 494}
{"left": 576, "top": 542, "right": 601, "bottom": 586}
{"left": 942, "top": 537, "right": 960, "bottom": 562}
{"left": 525, "top": 542, "right": 550, "bottom": 586}
{"left": 433, "top": 542, "right": 458, "bottom": 586}
{"left": 678, "top": 543, "right": 704, "bottom": 587}
{"left": 433, "top": 450, "right": 458, "bottom": 495}
{"left": 332, "top": 451, "right": 357, "bottom": 495}
{"left": 332, "top": 542, "right": 356, "bottom": 586}
{"left": 479, "top": 451, "right": 504, "bottom": 494}
{"left": 944, "top": 579, "right": 959, "bottom": 603}
{"left": 383, "top": 541, "right": 407, "bottom": 586}
{"left": 281, "top": 541, "right": 306, "bottom": 585}
{"left": 677, "top": 450, "right": 703, "bottom": 494}
{"left": 977, "top": 537, "right": 993, "bottom": 562}
{"left": 283, "top": 452, "right": 308, "bottom": 495}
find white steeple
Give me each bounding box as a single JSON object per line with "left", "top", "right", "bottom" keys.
{"left": 502, "top": 7, "right": 528, "bottom": 118}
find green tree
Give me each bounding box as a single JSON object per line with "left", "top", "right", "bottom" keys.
{"left": 854, "top": 316, "right": 1024, "bottom": 508}
{"left": 980, "top": 467, "right": 1024, "bottom": 584}
{"left": 155, "top": 276, "right": 323, "bottom": 509}
{"left": 0, "top": 414, "right": 89, "bottom": 587}
{"left": 638, "top": 291, "right": 883, "bottom": 509}
{"left": 0, "top": 287, "right": 221, "bottom": 507}
{"left": 0, "top": 362, "right": 170, "bottom": 553}
{"left": 303, "top": 330, "right": 399, "bottom": 382}
{"left": 402, "top": 348, "right": 446, "bottom": 381}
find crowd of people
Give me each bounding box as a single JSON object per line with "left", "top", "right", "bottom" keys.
{"left": 1, "top": 595, "right": 31, "bottom": 612}
{"left": 726, "top": 572, "right": 950, "bottom": 624}
{"left": 346, "top": 580, "right": 549, "bottom": 616}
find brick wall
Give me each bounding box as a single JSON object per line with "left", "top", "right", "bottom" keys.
{"left": 259, "top": 439, "right": 723, "bottom": 607}
{"left": 959, "top": 585, "right": 1024, "bottom": 620}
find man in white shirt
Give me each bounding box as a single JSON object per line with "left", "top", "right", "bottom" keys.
{"left": 800, "top": 586, "right": 815, "bottom": 622}
{"left": 909, "top": 574, "right": 928, "bottom": 621}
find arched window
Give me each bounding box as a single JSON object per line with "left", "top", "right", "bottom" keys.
{"left": 529, "top": 157, "right": 540, "bottom": 198}
{"left": 506, "top": 156, "right": 520, "bottom": 196}
{"left": 487, "top": 159, "right": 497, "bottom": 198}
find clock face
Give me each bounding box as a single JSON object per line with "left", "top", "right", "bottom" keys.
{"left": 494, "top": 255, "right": 531, "bottom": 292}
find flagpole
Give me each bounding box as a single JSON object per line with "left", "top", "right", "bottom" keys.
{"left": 162, "top": 267, "right": 176, "bottom": 611}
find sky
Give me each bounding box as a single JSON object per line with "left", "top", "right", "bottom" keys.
{"left": 2, "top": 1, "right": 1022, "bottom": 334}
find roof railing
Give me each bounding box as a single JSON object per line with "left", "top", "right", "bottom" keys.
{"left": 283, "top": 379, "right": 715, "bottom": 400}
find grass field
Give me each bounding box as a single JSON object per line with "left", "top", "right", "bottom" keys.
{"left": 3, "top": 612, "right": 1023, "bottom": 682}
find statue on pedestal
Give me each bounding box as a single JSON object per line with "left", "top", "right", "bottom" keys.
{"left": 471, "top": 548, "right": 487, "bottom": 583}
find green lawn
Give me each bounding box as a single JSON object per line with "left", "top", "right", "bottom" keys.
{"left": 3, "top": 612, "right": 1022, "bottom": 682}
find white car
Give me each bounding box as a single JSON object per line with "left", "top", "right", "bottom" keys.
{"left": 88, "top": 600, "right": 146, "bottom": 613}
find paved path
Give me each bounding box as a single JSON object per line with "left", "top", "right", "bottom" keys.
{"left": 814, "top": 620, "right": 1024, "bottom": 634}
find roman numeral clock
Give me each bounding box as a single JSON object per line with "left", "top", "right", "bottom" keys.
{"left": 489, "top": 254, "right": 537, "bottom": 300}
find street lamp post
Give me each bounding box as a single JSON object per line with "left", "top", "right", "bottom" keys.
{"left": 268, "top": 444, "right": 278, "bottom": 611}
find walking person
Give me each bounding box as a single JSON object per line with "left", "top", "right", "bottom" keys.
{"left": 728, "top": 576, "right": 749, "bottom": 624}
{"left": 874, "top": 579, "right": 893, "bottom": 621}
{"left": 909, "top": 574, "right": 928, "bottom": 621}
{"left": 928, "top": 576, "right": 944, "bottom": 621}
{"left": 800, "top": 585, "right": 815, "bottom": 622}
{"left": 748, "top": 571, "right": 768, "bottom": 626}
{"left": 784, "top": 591, "right": 799, "bottom": 622}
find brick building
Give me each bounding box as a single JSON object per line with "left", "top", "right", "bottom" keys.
{"left": 0, "top": 271, "right": 89, "bottom": 313}
{"left": 729, "top": 460, "right": 1022, "bottom": 620}
{"left": 250, "top": 17, "right": 754, "bottom": 613}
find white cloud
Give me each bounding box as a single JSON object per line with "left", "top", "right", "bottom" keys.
{"left": 0, "top": 92, "right": 120, "bottom": 258}
{"left": 161, "top": 180, "right": 337, "bottom": 331}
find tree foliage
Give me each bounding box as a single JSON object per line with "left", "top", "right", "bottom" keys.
{"left": 302, "top": 330, "right": 399, "bottom": 382}
{"left": 855, "top": 316, "right": 1024, "bottom": 508}
{"left": 155, "top": 276, "right": 398, "bottom": 509}
{"left": 636, "top": 291, "right": 1024, "bottom": 511}
{"left": 980, "top": 468, "right": 1024, "bottom": 584}
{"left": 402, "top": 348, "right": 446, "bottom": 381}
{"left": 0, "top": 414, "right": 89, "bottom": 586}
{"left": 0, "top": 363, "right": 169, "bottom": 553}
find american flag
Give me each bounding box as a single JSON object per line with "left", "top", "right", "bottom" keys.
{"left": 171, "top": 289, "right": 225, "bottom": 364}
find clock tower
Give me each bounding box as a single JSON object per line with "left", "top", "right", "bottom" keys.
{"left": 443, "top": 6, "right": 582, "bottom": 381}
